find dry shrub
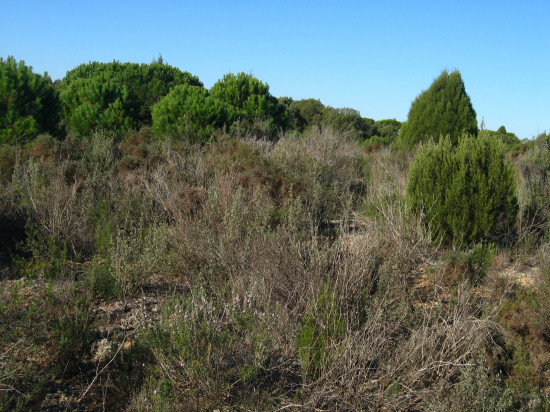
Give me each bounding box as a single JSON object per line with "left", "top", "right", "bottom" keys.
{"left": 205, "top": 137, "right": 293, "bottom": 206}
{"left": 8, "top": 132, "right": 170, "bottom": 280}
{"left": 26, "top": 133, "right": 56, "bottom": 160}
{"left": 12, "top": 159, "right": 93, "bottom": 258}
{"left": 120, "top": 127, "right": 152, "bottom": 159}
{"left": 363, "top": 147, "right": 434, "bottom": 274}
{"left": 515, "top": 142, "right": 550, "bottom": 248}
{"left": 118, "top": 127, "right": 154, "bottom": 175}
{"left": 138, "top": 142, "right": 209, "bottom": 223}
{"left": 0, "top": 146, "right": 17, "bottom": 185}
{"left": 269, "top": 126, "right": 365, "bottom": 225}
{"left": 169, "top": 170, "right": 316, "bottom": 294}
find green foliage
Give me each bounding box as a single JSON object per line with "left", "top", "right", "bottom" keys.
{"left": 60, "top": 71, "right": 134, "bottom": 136}
{"left": 407, "top": 133, "right": 517, "bottom": 247}
{"left": 291, "top": 98, "right": 377, "bottom": 140}
{"left": 397, "top": 70, "right": 478, "bottom": 149}
{"left": 466, "top": 243, "right": 494, "bottom": 285}
{"left": 151, "top": 84, "right": 231, "bottom": 142}
{"left": 322, "top": 107, "right": 376, "bottom": 140}
{"left": 373, "top": 118, "right": 401, "bottom": 144}
{"left": 0, "top": 57, "right": 60, "bottom": 144}
{"left": 14, "top": 229, "right": 71, "bottom": 281}
{"left": 60, "top": 61, "right": 202, "bottom": 131}
{"left": 479, "top": 127, "right": 521, "bottom": 152}
{"left": 210, "top": 72, "right": 287, "bottom": 134}
{"left": 291, "top": 98, "right": 326, "bottom": 131}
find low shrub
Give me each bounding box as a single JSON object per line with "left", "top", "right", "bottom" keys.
{"left": 270, "top": 126, "right": 365, "bottom": 227}
{"left": 139, "top": 284, "right": 277, "bottom": 409}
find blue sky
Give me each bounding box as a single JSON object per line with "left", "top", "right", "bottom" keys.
{"left": 2, "top": 0, "right": 549, "bottom": 139}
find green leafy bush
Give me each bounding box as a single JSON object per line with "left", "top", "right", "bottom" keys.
{"left": 291, "top": 98, "right": 325, "bottom": 131}
{"left": 322, "top": 107, "right": 376, "bottom": 140}
{"left": 407, "top": 133, "right": 517, "bottom": 247}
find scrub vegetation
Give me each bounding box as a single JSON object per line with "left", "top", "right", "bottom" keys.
{"left": 1, "top": 58, "right": 549, "bottom": 410}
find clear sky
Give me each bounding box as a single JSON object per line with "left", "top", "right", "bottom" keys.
{"left": 2, "top": 0, "right": 549, "bottom": 139}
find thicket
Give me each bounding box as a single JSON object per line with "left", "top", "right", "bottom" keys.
{"left": 210, "top": 73, "right": 284, "bottom": 127}
{"left": 2, "top": 56, "right": 396, "bottom": 147}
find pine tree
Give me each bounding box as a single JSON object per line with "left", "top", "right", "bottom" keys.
{"left": 60, "top": 72, "right": 134, "bottom": 136}
{"left": 151, "top": 84, "right": 232, "bottom": 143}
{"left": 59, "top": 61, "right": 202, "bottom": 135}
{"left": 210, "top": 72, "right": 287, "bottom": 135}
{"left": 397, "top": 70, "right": 478, "bottom": 149}
{"left": 0, "top": 57, "right": 60, "bottom": 144}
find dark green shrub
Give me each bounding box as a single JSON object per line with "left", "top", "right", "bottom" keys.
{"left": 407, "top": 133, "right": 517, "bottom": 247}
{"left": 322, "top": 107, "right": 376, "bottom": 141}
{"left": 291, "top": 98, "right": 325, "bottom": 131}
{"left": 479, "top": 127, "right": 522, "bottom": 152}
{"left": 396, "top": 70, "right": 478, "bottom": 149}
{"left": 466, "top": 243, "right": 494, "bottom": 285}
{"left": 373, "top": 118, "right": 401, "bottom": 143}
{"left": 14, "top": 230, "right": 71, "bottom": 281}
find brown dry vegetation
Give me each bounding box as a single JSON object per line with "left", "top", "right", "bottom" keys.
{"left": 1, "top": 127, "right": 549, "bottom": 411}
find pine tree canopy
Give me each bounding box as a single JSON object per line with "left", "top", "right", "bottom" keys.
{"left": 0, "top": 57, "right": 60, "bottom": 144}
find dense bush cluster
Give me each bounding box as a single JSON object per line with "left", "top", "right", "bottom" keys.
{"left": 1, "top": 57, "right": 549, "bottom": 410}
